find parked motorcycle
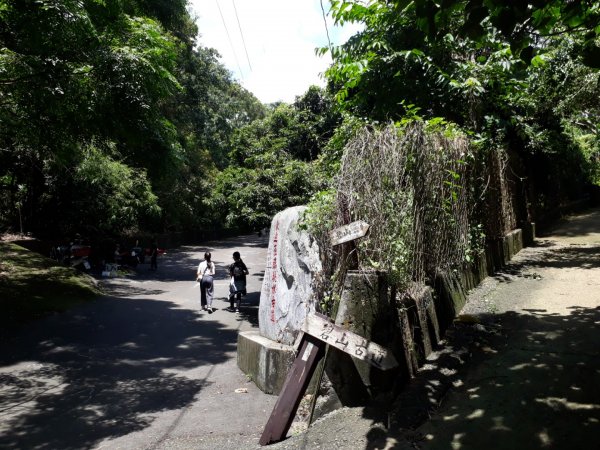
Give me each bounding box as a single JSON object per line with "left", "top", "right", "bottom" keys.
{"left": 50, "top": 242, "right": 92, "bottom": 271}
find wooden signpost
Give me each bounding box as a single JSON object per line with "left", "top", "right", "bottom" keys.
{"left": 259, "top": 313, "right": 397, "bottom": 445}
{"left": 260, "top": 220, "right": 388, "bottom": 446}
{"left": 330, "top": 220, "right": 370, "bottom": 246}
{"left": 258, "top": 332, "right": 326, "bottom": 446}
{"left": 301, "top": 313, "right": 398, "bottom": 371}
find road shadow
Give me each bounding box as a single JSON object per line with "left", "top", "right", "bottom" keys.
{"left": 538, "top": 207, "right": 600, "bottom": 240}
{"left": 377, "top": 304, "right": 600, "bottom": 449}
{"left": 492, "top": 242, "right": 600, "bottom": 283}
{"left": 0, "top": 294, "right": 237, "bottom": 449}
{"left": 237, "top": 291, "right": 260, "bottom": 327}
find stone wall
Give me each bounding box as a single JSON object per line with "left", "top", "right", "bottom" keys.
{"left": 314, "top": 224, "right": 531, "bottom": 414}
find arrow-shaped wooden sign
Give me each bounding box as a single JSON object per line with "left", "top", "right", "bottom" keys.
{"left": 330, "top": 220, "right": 370, "bottom": 246}
{"left": 301, "top": 313, "right": 398, "bottom": 371}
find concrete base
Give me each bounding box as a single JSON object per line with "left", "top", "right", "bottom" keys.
{"left": 237, "top": 330, "right": 295, "bottom": 395}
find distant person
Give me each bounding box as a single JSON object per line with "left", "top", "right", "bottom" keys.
{"left": 228, "top": 251, "right": 249, "bottom": 312}
{"left": 114, "top": 244, "right": 123, "bottom": 264}
{"left": 150, "top": 239, "right": 158, "bottom": 270}
{"left": 197, "top": 252, "right": 216, "bottom": 313}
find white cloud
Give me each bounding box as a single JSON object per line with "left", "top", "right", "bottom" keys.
{"left": 188, "top": 0, "right": 361, "bottom": 104}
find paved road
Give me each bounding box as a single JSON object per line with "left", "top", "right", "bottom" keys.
{"left": 0, "top": 234, "right": 276, "bottom": 449}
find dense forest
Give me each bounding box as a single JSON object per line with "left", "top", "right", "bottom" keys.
{"left": 1, "top": 0, "right": 599, "bottom": 247}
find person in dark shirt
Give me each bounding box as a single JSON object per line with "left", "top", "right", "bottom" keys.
{"left": 228, "top": 251, "right": 248, "bottom": 312}
{"left": 150, "top": 240, "right": 158, "bottom": 270}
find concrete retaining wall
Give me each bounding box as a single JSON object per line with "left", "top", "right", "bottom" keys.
{"left": 237, "top": 224, "right": 533, "bottom": 402}
{"left": 407, "top": 225, "right": 530, "bottom": 365}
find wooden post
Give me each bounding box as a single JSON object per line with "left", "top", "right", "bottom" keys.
{"left": 337, "top": 194, "right": 360, "bottom": 270}
{"left": 260, "top": 217, "right": 374, "bottom": 445}
{"left": 259, "top": 333, "right": 326, "bottom": 446}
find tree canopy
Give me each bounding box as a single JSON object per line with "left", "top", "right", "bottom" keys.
{"left": 0, "top": 0, "right": 264, "bottom": 237}
{"left": 1, "top": 0, "right": 598, "bottom": 243}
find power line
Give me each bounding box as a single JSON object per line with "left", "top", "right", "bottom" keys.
{"left": 215, "top": 0, "right": 244, "bottom": 79}
{"left": 232, "top": 0, "right": 252, "bottom": 71}
{"left": 320, "top": 0, "right": 332, "bottom": 52}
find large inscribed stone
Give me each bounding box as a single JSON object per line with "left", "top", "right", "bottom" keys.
{"left": 259, "top": 206, "right": 322, "bottom": 345}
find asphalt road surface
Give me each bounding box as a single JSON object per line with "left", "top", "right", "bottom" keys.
{"left": 0, "top": 234, "right": 277, "bottom": 449}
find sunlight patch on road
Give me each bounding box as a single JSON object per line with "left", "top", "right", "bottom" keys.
{"left": 535, "top": 396, "right": 600, "bottom": 411}
{"left": 466, "top": 409, "right": 485, "bottom": 419}
{"left": 451, "top": 432, "right": 466, "bottom": 449}
{"left": 491, "top": 416, "right": 511, "bottom": 431}
{"left": 537, "top": 428, "right": 552, "bottom": 447}
{"left": 0, "top": 362, "right": 66, "bottom": 435}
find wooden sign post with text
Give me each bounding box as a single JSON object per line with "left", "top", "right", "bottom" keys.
{"left": 301, "top": 313, "right": 398, "bottom": 371}
{"left": 259, "top": 221, "right": 385, "bottom": 446}
{"left": 259, "top": 312, "right": 397, "bottom": 445}
{"left": 330, "top": 220, "right": 370, "bottom": 246}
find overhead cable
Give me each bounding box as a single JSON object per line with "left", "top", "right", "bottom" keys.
{"left": 215, "top": 0, "right": 244, "bottom": 79}
{"left": 320, "top": 0, "right": 332, "bottom": 52}
{"left": 232, "top": 0, "right": 252, "bottom": 71}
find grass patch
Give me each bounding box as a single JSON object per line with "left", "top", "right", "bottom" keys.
{"left": 0, "top": 242, "right": 99, "bottom": 333}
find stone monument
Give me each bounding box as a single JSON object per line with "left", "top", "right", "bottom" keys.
{"left": 258, "top": 205, "right": 322, "bottom": 345}
{"left": 237, "top": 206, "right": 323, "bottom": 393}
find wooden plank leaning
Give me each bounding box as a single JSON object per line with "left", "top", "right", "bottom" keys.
{"left": 258, "top": 332, "right": 326, "bottom": 446}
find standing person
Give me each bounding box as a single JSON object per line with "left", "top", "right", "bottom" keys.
{"left": 228, "top": 251, "right": 249, "bottom": 312}
{"left": 114, "top": 244, "right": 123, "bottom": 264}
{"left": 197, "top": 252, "right": 216, "bottom": 313}
{"left": 150, "top": 239, "right": 158, "bottom": 271}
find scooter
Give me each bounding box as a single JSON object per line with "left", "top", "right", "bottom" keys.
{"left": 51, "top": 242, "right": 91, "bottom": 271}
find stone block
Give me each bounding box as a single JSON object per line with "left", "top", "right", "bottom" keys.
{"left": 237, "top": 330, "right": 296, "bottom": 395}
{"left": 433, "top": 270, "right": 467, "bottom": 330}
{"left": 522, "top": 222, "right": 536, "bottom": 246}
{"left": 333, "top": 271, "right": 399, "bottom": 396}
{"left": 259, "top": 206, "right": 322, "bottom": 345}
{"left": 408, "top": 284, "right": 437, "bottom": 358}
{"left": 502, "top": 229, "right": 523, "bottom": 263}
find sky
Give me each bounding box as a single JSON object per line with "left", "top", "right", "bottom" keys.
{"left": 187, "top": 0, "right": 361, "bottom": 104}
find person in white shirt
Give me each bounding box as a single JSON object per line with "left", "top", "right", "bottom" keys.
{"left": 196, "top": 252, "right": 216, "bottom": 313}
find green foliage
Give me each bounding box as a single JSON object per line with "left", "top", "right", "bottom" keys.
{"left": 213, "top": 159, "right": 317, "bottom": 231}
{"left": 73, "top": 142, "right": 161, "bottom": 233}
{"left": 0, "top": 0, "right": 266, "bottom": 236}
{"left": 210, "top": 86, "right": 340, "bottom": 232}
{"left": 315, "top": 113, "right": 367, "bottom": 179}
{"left": 322, "top": 0, "right": 599, "bottom": 227}
{"left": 327, "top": 1, "right": 600, "bottom": 66}
{"left": 464, "top": 223, "right": 486, "bottom": 263}
{"left": 300, "top": 189, "right": 337, "bottom": 236}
